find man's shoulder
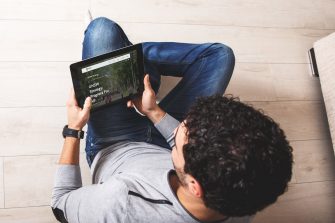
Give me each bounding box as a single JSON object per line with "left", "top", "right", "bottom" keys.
{"left": 92, "top": 141, "right": 173, "bottom": 180}
{"left": 102, "top": 170, "right": 169, "bottom": 198}
{"left": 99, "top": 173, "right": 180, "bottom": 222}
{"left": 96, "top": 176, "right": 130, "bottom": 202}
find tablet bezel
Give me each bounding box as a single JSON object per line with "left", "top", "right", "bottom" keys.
{"left": 70, "top": 43, "right": 144, "bottom": 112}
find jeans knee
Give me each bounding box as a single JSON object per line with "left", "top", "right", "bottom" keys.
{"left": 206, "top": 43, "right": 235, "bottom": 92}
{"left": 202, "top": 43, "right": 235, "bottom": 65}
{"left": 85, "top": 17, "right": 120, "bottom": 42}
{"left": 87, "top": 17, "right": 117, "bottom": 30}
{"left": 214, "top": 43, "right": 235, "bottom": 75}
{"left": 214, "top": 43, "right": 235, "bottom": 63}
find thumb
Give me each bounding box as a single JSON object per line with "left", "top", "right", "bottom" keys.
{"left": 144, "top": 74, "right": 152, "bottom": 91}
{"left": 83, "top": 97, "right": 92, "bottom": 113}
{"left": 127, "top": 100, "right": 133, "bottom": 108}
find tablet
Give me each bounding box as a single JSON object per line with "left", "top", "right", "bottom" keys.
{"left": 70, "top": 44, "right": 144, "bottom": 111}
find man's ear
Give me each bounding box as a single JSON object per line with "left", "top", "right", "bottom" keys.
{"left": 187, "top": 176, "right": 203, "bottom": 198}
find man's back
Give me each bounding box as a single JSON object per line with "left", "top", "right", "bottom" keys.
{"left": 52, "top": 141, "right": 251, "bottom": 223}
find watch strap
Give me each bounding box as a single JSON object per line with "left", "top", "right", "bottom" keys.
{"left": 62, "top": 125, "right": 84, "bottom": 139}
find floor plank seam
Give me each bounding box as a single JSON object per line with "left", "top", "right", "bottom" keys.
{"left": 0, "top": 106, "right": 65, "bottom": 109}
{"left": 289, "top": 138, "right": 332, "bottom": 142}
{"left": 0, "top": 19, "right": 334, "bottom": 32}
{"left": 0, "top": 18, "right": 83, "bottom": 22}
{"left": 290, "top": 179, "right": 335, "bottom": 185}
{"left": 247, "top": 100, "right": 323, "bottom": 103}
{"left": 103, "top": 20, "right": 335, "bottom": 32}
{"left": 0, "top": 204, "right": 51, "bottom": 210}
{"left": 1, "top": 153, "right": 86, "bottom": 158}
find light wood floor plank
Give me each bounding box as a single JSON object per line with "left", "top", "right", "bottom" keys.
{"left": 158, "top": 63, "right": 297, "bottom": 102}
{"left": 0, "top": 21, "right": 83, "bottom": 62}
{"left": 91, "top": 0, "right": 335, "bottom": 29}
{"left": 251, "top": 101, "right": 330, "bottom": 141}
{"left": 0, "top": 102, "right": 328, "bottom": 157}
{"left": 270, "top": 63, "right": 322, "bottom": 101}
{"left": 318, "top": 0, "right": 335, "bottom": 29}
{"left": 0, "top": 106, "right": 84, "bottom": 156}
{"left": 0, "top": 101, "right": 329, "bottom": 156}
{"left": 292, "top": 139, "right": 335, "bottom": 183}
{"left": 0, "top": 108, "right": 65, "bottom": 156}
{"left": 0, "top": 20, "right": 333, "bottom": 63}
{"left": 3, "top": 154, "right": 91, "bottom": 208}
{"left": 0, "top": 0, "right": 89, "bottom": 21}
{"left": 0, "top": 206, "right": 57, "bottom": 223}
{"left": 227, "top": 63, "right": 323, "bottom": 101}
{"left": 254, "top": 181, "right": 335, "bottom": 223}
{"left": 4, "top": 155, "right": 58, "bottom": 208}
{"left": 226, "top": 63, "right": 278, "bottom": 101}
{"left": 0, "top": 101, "right": 329, "bottom": 157}
{"left": 0, "top": 61, "right": 322, "bottom": 108}
{"left": 0, "top": 60, "right": 321, "bottom": 109}
{"left": 0, "top": 62, "right": 71, "bottom": 107}
{"left": 122, "top": 23, "right": 334, "bottom": 64}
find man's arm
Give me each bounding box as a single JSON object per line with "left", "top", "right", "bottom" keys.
{"left": 127, "top": 74, "right": 180, "bottom": 147}
{"left": 58, "top": 137, "right": 80, "bottom": 165}
{"left": 51, "top": 90, "right": 91, "bottom": 222}
{"left": 52, "top": 94, "right": 88, "bottom": 208}
{"left": 59, "top": 89, "right": 91, "bottom": 165}
{"left": 51, "top": 90, "right": 129, "bottom": 223}
{"left": 51, "top": 168, "right": 128, "bottom": 223}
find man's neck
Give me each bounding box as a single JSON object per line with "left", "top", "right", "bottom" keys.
{"left": 169, "top": 172, "right": 226, "bottom": 222}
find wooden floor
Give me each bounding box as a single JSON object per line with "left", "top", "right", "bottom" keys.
{"left": 0, "top": 0, "right": 334, "bottom": 222}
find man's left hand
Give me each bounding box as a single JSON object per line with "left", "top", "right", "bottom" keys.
{"left": 66, "top": 88, "right": 92, "bottom": 130}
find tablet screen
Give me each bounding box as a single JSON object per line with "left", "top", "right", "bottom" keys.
{"left": 70, "top": 44, "right": 144, "bottom": 111}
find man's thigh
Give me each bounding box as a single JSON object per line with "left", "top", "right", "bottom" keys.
{"left": 82, "top": 18, "right": 154, "bottom": 164}
{"left": 82, "top": 20, "right": 235, "bottom": 162}
{"left": 143, "top": 42, "right": 235, "bottom": 121}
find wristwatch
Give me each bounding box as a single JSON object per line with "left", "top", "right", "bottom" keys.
{"left": 62, "top": 125, "right": 84, "bottom": 139}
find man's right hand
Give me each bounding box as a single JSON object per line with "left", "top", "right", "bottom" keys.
{"left": 127, "top": 74, "right": 166, "bottom": 124}
{"left": 67, "top": 88, "right": 92, "bottom": 130}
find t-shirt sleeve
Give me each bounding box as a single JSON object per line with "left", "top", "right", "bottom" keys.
{"left": 154, "top": 113, "right": 180, "bottom": 147}
{"left": 51, "top": 165, "right": 128, "bottom": 223}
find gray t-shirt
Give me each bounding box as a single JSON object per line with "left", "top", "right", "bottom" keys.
{"left": 51, "top": 114, "right": 252, "bottom": 223}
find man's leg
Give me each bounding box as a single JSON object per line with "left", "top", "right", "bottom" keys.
{"left": 82, "top": 17, "right": 160, "bottom": 166}
{"left": 82, "top": 18, "right": 235, "bottom": 162}
{"left": 142, "top": 42, "right": 235, "bottom": 148}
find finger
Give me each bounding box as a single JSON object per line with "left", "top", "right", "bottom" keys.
{"left": 127, "top": 100, "right": 133, "bottom": 108}
{"left": 144, "top": 74, "right": 152, "bottom": 90}
{"left": 68, "top": 88, "right": 78, "bottom": 106}
{"left": 82, "top": 97, "right": 92, "bottom": 113}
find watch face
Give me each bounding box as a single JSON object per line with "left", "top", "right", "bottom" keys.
{"left": 79, "top": 131, "right": 85, "bottom": 139}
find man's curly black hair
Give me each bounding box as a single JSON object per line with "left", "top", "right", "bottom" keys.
{"left": 183, "top": 94, "right": 293, "bottom": 217}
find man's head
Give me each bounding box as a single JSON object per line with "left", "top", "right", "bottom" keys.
{"left": 171, "top": 95, "right": 293, "bottom": 217}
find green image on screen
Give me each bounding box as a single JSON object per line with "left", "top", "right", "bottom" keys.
{"left": 79, "top": 50, "right": 140, "bottom": 109}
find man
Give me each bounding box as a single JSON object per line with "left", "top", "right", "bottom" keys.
{"left": 51, "top": 17, "right": 293, "bottom": 223}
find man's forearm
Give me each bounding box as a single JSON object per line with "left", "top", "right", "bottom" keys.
{"left": 151, "top": 106, "right": 181, "bottom": 148}
{"left": 146, "top": 105, "right": 166, "bottom": 124}
{"left": 59, "top": 137, "right": 80, "bottom": 165}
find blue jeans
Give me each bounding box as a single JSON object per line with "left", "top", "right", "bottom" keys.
{"left": 82, "top": 17, "right": 235, "bottom": 166}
